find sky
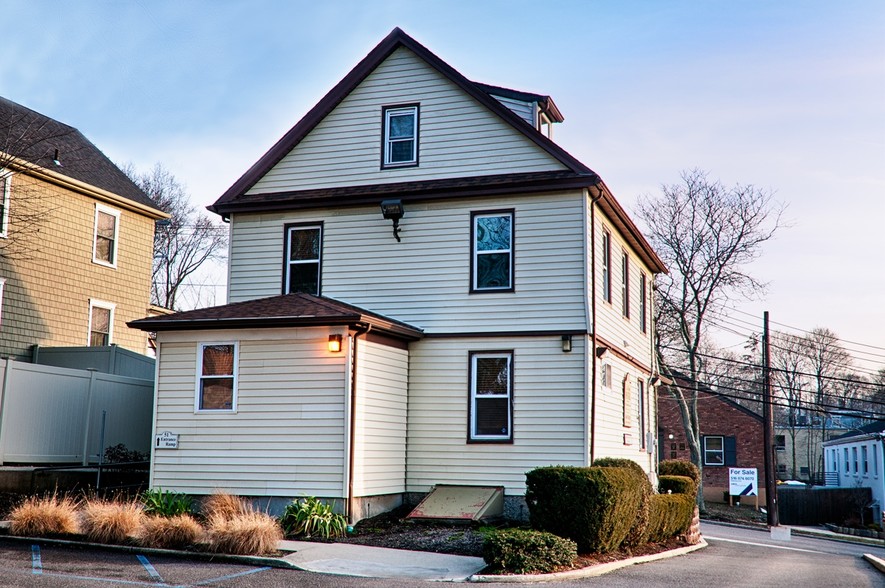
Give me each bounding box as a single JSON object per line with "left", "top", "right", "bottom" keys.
{"left": 2, "top": 0, "right": 883, "bottom": 372}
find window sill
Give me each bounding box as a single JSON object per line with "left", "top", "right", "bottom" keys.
{"left": 92, "top": 259, "right": 118, "bottom": 269}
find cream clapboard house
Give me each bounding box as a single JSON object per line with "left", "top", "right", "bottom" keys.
{"left": 130, "top": 29, "right": 666, "bottom": 521}
{"left": 0, "top": 96, "right": 166, "bottom": 359}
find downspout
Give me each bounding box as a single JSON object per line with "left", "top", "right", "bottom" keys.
{"left": 346, "top": 323, "right": 371, "bottom": 523}
{"left": 589, "top": 186, "right": 603, "bottom": 464}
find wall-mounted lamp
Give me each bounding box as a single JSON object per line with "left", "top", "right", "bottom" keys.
{"left": 380, "top": 199, "right": 404, "bottom": 242}
{"left": 595, "top": 346, "right": 608, "bottom": 358}
{"left": 328, "top": 334, "right": 343, "bottom": 353}
{"left": 649, "top": 376, "right": 661, "bottom": 387}
{"left": 561, "top": 335, "right": 572, "bottom": 353}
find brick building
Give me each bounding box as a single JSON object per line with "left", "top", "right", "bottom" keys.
{"left": 658, "top": 378, "right": 766, "bottom": 503}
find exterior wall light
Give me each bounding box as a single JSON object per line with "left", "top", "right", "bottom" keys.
{"left": 380, "top": 199, "right": 404, "bottom": 242}
{"left": 595, "top": 346, "right": 608, "bottom": 358}
{"left": 328, "top": 334, "right": 343, "bottom": 353}
{"left": 561, "top": 334, "right": 572, "bottom": 353}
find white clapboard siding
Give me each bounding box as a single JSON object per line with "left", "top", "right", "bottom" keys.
{"left": 591, "top": 200, "right": 655, "bottom": 372}
{"left": 151, "top": 329, "right": 349, "bottom": 498}
{"left": 228, "top": 191, "right": 588, "bottom": 333}
{"left": 406, "top": 336, "right": 586, "bottom": 495}
{"left": 488, "top": 95, "right": 535, "bottom": 126}
{"left": 352, "top": 339, "right": 408, "bottom": 497}
{"left": 247, "top": 47, "right": 564, "bottom": 194}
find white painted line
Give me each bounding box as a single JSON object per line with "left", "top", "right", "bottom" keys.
{"left": 705, "top": 535, "right": 827, "bottom": 554}
{"left": 31, "top": 545, "right": 42, "bottom": 575}
{"left": 192, "top": 567, "right": 272, "bottom": 586}
{"left": 136, "top": 554, "right": 165, "bottom": 583}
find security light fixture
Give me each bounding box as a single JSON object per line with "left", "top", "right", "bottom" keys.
{"left": 328, "top": 334, "right": 343, "bottom": 353}
{"left": 561, "top": 335, "right": 572, "bottom": 353}
{"left": 380, "top": 199, "right": 404, "bottom": 242}
{"left": 595, "top": 346, "right": 608, "bottom": 358}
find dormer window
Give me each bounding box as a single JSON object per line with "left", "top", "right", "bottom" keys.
{"left": 382, "top": 104, "right": 419, "bottom": 168}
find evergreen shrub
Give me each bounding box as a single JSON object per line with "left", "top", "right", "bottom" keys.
{"left": 482, "top": 528, "right": 577, "bottom": 574}
{"left": 645, "top": 493, "right": 694, "bottom": 543}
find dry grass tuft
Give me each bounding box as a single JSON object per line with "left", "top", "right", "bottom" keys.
{"left": 10, "top": 494, "right": 80, "bottom": 536}
{"left": 138, "top": 514, "right": 204, "bottom": 549}
{"left": 206, "top": 511, "right": 283, "bottom": 555}
{"left": 80, "top": 499, "right": 144, "bottom": 544}
{"left": 201, "top": 492, "right": 251, "bottom": 521}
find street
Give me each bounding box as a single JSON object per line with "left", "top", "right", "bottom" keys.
{"left": 0, "top": 523, "right": 881, "bottom": 587}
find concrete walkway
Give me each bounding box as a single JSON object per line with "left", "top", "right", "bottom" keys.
{"left": 278, "top": 539, "right": 487, "bottom": 581}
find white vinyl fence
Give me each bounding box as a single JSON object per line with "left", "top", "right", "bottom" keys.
{"left": 0, "top": 358, "right": 153, "bottom": 464}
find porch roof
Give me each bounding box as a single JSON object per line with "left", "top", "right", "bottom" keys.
{"left": 127, "top": 293, "right": 423, "bottom": 341}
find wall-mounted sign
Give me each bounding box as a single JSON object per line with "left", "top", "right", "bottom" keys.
{"left": 155, "top": 431, "right": 179, "bottom": 449}
{"left": 729, "top": 467, "right": 758, "bottom": 496}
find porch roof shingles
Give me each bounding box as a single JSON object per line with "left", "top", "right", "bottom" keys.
{"left": 127, "top": 293, "right": 423, "bottom": 340}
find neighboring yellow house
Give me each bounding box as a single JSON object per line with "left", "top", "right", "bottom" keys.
{"left": 0, "top": 96, "right": 166, "bottom": 360}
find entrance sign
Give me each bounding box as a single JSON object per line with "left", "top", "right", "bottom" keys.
{"left": 729, "top": 467, "right": 758, "bottom": 496}
{"left": 155, "top": 431, "right": 179, "bottom": 449}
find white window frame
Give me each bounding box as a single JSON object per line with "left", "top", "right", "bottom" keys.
{"left": 0, "top": 169, "right": 11, "bottom": 238}
{"left": 639, "top": 271, "right": 648, "bottom": 334}
{"left": 0, "top": 278, "right": 6, "bottom": 324}
{"left": 87, "top": 299, "right": 115, "bottom": 346}
{"left": 703, "top": 435, "right": 725, "bottom": 466}
{"left": 469, "top": 351, "right": 513, "bottom": 442}
{"left": 600, "top": 362, "right": 612, "bottom": 389}
{"left": 383, "top": 105, "right": 418, "bottom": 167}
{"left": 195, "top": 342, "right": 239, "bottom": 413}
{"left": 601, "top": 228, "right": 611, "bottom": 303}
{"left": 472, "top": 211, "right": 514, "bottom": 292}
{"left": 621, "top": 250, "right": 630, "bottom": 319}
{"left": 637, "top": 378, "right": 646, "bottom": 447}
{"left": 284, "top": 224, "right": 322, "bottom": 295}
{"left": 93, "top": 203, "right": 120, "bottom": 268}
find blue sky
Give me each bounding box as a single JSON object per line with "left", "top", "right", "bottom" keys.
{"left": 3, "top": 0, "right": 884, "bottom": 370}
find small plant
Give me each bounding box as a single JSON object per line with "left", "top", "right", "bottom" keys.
{"left": 81, "top": 499, "right": 144, "bottom": 544}
{"left": 483, "top": 528, "right": 577, "bottom": 574}
{"left": 201, "top": 492, "right": 250, "bottom": 521}
{"left": 10, "top": 494, "right": 80, "bottom": 537}
{"left": 142, "top": 488, "right": 194, "bottom": 517}
{"left": 206, "top": 511, "right": 283, "bottom": 555}
{"left": 103, "top": 443, "right": 148, "bottom": 464}
{"left": 279, "top": 496, "right": 347, "bottom": 539}
{"left": 139, "top": 514, "right": 204, "bottom": 549}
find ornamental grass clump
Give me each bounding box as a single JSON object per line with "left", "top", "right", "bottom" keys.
{"left": 138, "top": 514, "right": 204, "bottom": 549}
{"left": 10, "top": 494, "right": 80, "bottom": 537}
{"left": 201, "top": 492, "right": 251, "bottom": 521}
{"left": 80, "top": 499, "right": 144, "bottom": 544}
{"left": 141, "top": 488, "right": 194, "bottom": 518}
{"left": 279, "top": 496, "right": 347, "bottom": 539}
{"left": 206, "top": 510, "right": 283, "bottom": 555}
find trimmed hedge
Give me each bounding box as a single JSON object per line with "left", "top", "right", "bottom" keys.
{"left": 658, "top": 459, "right": 700, "bottom": 486}
{"left": 659, "top": 474, "right": 697, "bottom": 497}
{"left": 482, "top": 529, "right": 577, "bottom": 574}
{"left": 592, "top": 458, "right": 653, "bottom": 548}
{"left": 525, "top": 466, "right": 644, "bottom": 553}
{"left": 645, "top": 493, "right": 694, "bottom": 543}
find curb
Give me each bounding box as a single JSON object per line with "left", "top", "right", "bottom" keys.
{"left": 703, "top": 519, "right": 885, "bottom": 548}
{"left": 469, "top": 539, "right": 707, "bottom": 583}
{"left": 864, "top": 553, "right": 885, "bottom": 573}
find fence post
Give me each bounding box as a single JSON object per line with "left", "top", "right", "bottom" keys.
{"left": 0, "top": 358, "right": 12, "bottom": 463}
{"left": 81, "top": 368, "right": 98, "bottom": 466}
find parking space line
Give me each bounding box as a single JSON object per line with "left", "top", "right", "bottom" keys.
{"left": 31, "top": 545, "right": 42, "bottom": 575}
{"left": 191, "top": 566, "right": 273, "bottom": 586}
{"left": 137, "top": 554, "right": 166, "bottom": 583}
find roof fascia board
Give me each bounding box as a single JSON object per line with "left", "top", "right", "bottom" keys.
{"left": 2, "top": 151, "right": 168, "bottom": 219}
{"left": 211, "top": 28, "right": 592, "bottom": 213}
{"left": 593, "top": 180, "right": 666, "bottom": 274}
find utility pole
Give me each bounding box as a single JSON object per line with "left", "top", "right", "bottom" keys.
{"left": 762, "top": 311, "right": 779, "bottom": 526}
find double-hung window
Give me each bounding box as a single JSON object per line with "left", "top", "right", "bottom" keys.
{"left": 0, "top": 170, "right": 10, "bottom": 238}
{"left": 637, "top": 379, "right": 646, "bottom": 447}
{"left": 704, "top": 436, "right": 724, "bottom": 465}
{"left": 472, "top": 211, "right": 513, "bottom": 292}
{"left": 197, "top": 343, "right": 237, "bottom": 411}
{"left": 88, "top": 299, "right": 115, "bottom": 346}
{"left": 382, "top": 104, "right": 418, "bottom": 167}
{"left": 639, "top": 271, "right": 648, "bottom": 333}
{"left": 601, "top": 229, "right": 611, "bottom": 303}
{"left": 284, "top": 224, "right": 322, "bottom": 295}
{"left": 93, "top": 204, "right": 120, "bottom": 267}
{"left": 621, "top": 250, "right": 630, "bottom": 318}
{"left": 469, "top": 351, "right": 513, "bottom": 442}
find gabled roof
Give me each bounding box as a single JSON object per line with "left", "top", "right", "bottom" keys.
{"left": 210, "top": 27, "right": 595, "bottom": 214}
{"left": 0, "top": 96, "right": 163, "bottom": 214}
{"left": 472, "top": 82, "right": 564, "bottom": 123}
{"left": 662, "top": 373, "right": 763, "bottom": 422}
{"left": 825, "top": 420, "right": 885, "bottom": 444}
{"left": 128, "top": 292, "right": 424, "bottom": 341}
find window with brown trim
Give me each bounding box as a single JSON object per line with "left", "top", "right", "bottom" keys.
{"left": 382, "top": 104, "right": 419, "bottom": 168}
{"left": 468, "top": 351, "right": 513, "bottom": 442}
{"left": 601, "top": 228, "right": 611, "bottom": 303}
{"left": 639, "top": 271, "right": 648, "bottom": 334}
{"left": 284, "top": 223, "right": 322, "bottom": 295}
{"left": 471, "top": 210, "right": 514, "bottom": 292}
{"left": 621, "top": 250, "right": 630, "bottom": 319}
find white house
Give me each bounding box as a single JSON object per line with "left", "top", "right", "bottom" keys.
{"left": 130, "top": 28, "right": 666, "bottom": 522}
{"left": 823, "top": 422, "right": 885, "bottom": 524}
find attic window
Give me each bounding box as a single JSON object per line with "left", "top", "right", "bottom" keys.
{"left": 382, "top": 104, "right": 419, "bottom": 168}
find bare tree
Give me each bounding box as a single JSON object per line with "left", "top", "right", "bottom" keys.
{"left": 770, "top": 331, "right": 808, "bottom": 479}
{"left": 123, "top": 163, "right": 227, "bottom": 311}
{"left": 637, "top": 168, "right": 784, "bottom": 511}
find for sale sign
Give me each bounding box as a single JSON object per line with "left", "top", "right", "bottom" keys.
{"left": 729, "top": 467, "right": 758, "bottom": 496}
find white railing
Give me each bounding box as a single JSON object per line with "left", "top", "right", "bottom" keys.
{"left": 0, "top": 358, "right": 153, "bottom": 464}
